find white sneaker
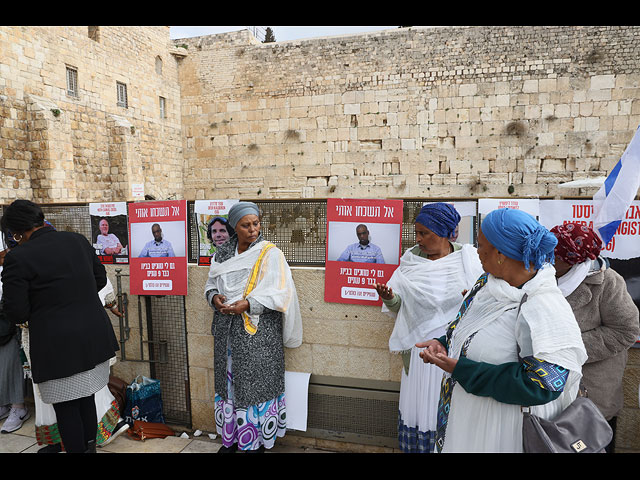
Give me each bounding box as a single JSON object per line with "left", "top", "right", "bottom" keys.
{"left": 0, "top": 405, "right": 10, "bottom": 421}
{"left": 0, "top": 407, "right": 30, "bottom": 433}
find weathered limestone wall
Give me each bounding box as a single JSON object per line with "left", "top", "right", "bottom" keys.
{"left": 176, "top": 26, "right": 640, "bottom": 201}
{"left": 0, "top": 26, "right": 184, "bottom": 203}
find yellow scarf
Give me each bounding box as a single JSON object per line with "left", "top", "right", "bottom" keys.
{"left": 241, "top": 242, "right": 276, "bottom": 335}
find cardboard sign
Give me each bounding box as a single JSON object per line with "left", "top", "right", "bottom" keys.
{"left": 325, "top": 198, "right": 403, "bottom": 305}
{"left": 194, "top": 199, "right": 239, "bottom": 266}
{"left": 128, "top": 200, "right": 188, "bottom": 295}
{"left": 89, "top": 202, "right": 129, "bottom": 265}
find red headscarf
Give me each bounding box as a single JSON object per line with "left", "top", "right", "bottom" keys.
{"left": 550, "top": 222, "right": 602, "bottom": 265}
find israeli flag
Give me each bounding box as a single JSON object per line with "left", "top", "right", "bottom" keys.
{"left": 592, "top": 125, "right": 640, "bottom": 245}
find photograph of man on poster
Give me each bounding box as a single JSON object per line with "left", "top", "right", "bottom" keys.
{"left": 337, "top": 223, "right": 386, "bottom": 264}
{"left": 95, "top": 218, "right": 124, "bottom": 255}
{"left": 138, "top": 223, "right": 175, "bottom": 258}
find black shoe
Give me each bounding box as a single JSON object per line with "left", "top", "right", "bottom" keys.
{"left": 37, "top": 443, "right": 63, "bottom": 454}
{"left": 217, "top": 443, "right": 238, "bottom": 454}
{"left": 247, "top": 445, "right": 265, "bottom": 453}
{"left": 85, "top": 440, "right": 96, "bottom": 453}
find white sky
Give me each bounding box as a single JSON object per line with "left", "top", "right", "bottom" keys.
{"left": 170, "top": 26, "right": 436, "bottom": 42}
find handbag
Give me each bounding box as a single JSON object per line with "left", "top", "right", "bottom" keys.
{"left": 126, "top": 420, "right": 174, "bottom": 441}
{"left": 522, "top": 395, "right": 613, "bottom": 453}
{"left": 123, "top": 375, "right": 166, "bottom": 425}
{"left": 517, "top": 293, "right": 613, "bottom": 453}
{"left": 108, "top": 375, "right": 129, "bottom": 417}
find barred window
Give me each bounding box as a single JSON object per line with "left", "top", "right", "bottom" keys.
{"left": 159, "top": 96, "right": 166, "bottom": 119}
{"left": 116, "top": 81, "right": 128, "bottom": 108}
{"left": 66, "top": 66, "right": 78, "bottom": 97}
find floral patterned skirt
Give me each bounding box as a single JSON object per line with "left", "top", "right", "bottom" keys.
{"left": 214, "top": 347, "right": 286, "bottom": 451}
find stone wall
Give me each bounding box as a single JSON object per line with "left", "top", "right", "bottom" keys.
{"left": 0, "top": 26, "right": 184, "bottom": 203}
{"left": 176, "top": 26, "right": 640, "bottom": 201}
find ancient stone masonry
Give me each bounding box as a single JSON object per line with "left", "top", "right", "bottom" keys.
{"left": 176, "top": 26, "right": 640, "bottom": 201}
{"left": 0, "top": 26, "right": 184, "bottom": 204}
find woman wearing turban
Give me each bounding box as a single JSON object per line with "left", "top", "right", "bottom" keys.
{"left": 203, "top": 202, "right": 302, "bottom": 453}
{"left": 418, "top": 208, "right": 587, "bottom": 453}
{"left": 375, "top": 203, "right": 483, "bottom": 453}
{"left": 551, "top": 222, "right": 639, "bottom": 453}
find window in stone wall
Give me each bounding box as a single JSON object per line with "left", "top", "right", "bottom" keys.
{"left": 88, "top": 26, "right": 100, "bottom": 42}
{"left": 66, "top": 66, "right": 78, "bottom": 97}
{"left": 155, "top": 56, "right": 163, "bottom": 75}
{"left": 159, "top": 96, "right": 166, "bottom": 119}
{"left": 116, "top": 81, "right": 128, "bottom": 108}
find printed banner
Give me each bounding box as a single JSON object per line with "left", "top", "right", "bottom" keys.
{"left": 194, "top": 199, "right": 239, "bottom": 266}
{"left": 89, "top": 202, "right": 129, "bottom": 265}
{"left": 128, "top": 200, "right": 188, "bottom": 296}
{"left": 539, "top": 200, "right": 640, "bottom": 260}
{"left": 325, "top": 198, "right": 403, "bottom": 305}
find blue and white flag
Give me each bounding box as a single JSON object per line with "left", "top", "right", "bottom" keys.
{"left": 592, "top": 125, "right": 640, "bottom": 245}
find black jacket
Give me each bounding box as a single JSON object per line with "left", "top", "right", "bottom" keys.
{"left": 1, "top": 226, "right": 119, "bottom": 384}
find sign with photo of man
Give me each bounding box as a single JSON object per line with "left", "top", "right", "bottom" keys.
{"left": 89, "top": 202, "right": 129, "bottom": 265}
{"left": 325, "top": 198, "right": 403, "bottom": 305}
{"left": 128, "top": 200, "right": 188, "bottom": 296}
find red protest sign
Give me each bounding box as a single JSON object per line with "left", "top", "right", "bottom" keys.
{"left": 325, "top": 198, "right": 403, "bottom": 305}
{"left": 128, "top": 200, "right": 188, "bottom": 296}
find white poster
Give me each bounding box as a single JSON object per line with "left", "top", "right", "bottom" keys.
{"left": 423, "top": 201, "right": 477, "bottom": 245}
{"left": 539, "top": 199, "right": 640, "bottom": 260}
{"left": 477, "top": 198, "right": 540, "bottom": 218}
{"left": 194, "top": 199, "right": 239, "bottom": 265}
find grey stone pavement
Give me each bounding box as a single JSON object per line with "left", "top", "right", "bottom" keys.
{"left": 0, "top": 402, "right": 334, "bottom": 454}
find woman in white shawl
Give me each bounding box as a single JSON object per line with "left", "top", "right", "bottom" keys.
{"left": 375, "top": 203, "right": 483, "bottom": 453}
{"left": 418, "top": 208, "right": 587, "bottom": 453}
{"left": 204, "top": 202, "right": 302, "bottom": 453}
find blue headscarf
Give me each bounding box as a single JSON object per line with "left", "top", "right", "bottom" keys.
{"left": 415, "top": 203, "right": 461, "bottom": 238}
{"left": 227, "top": 202, "right": 260, "bottom": 229}
{"left": 481, "top": 208, "right": 557, "bottom": 271}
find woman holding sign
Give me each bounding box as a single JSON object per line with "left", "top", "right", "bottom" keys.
{"left": 204, "top": 202, "right": 302, "bottom": 453}
{"left": 417, "top": 208, "right": 586, "bottom": 453}
{"left": 375, "top": 203, "right": 483, "bottom": 453}
{"left": 551, "top": 222, "right": 639, "bottom": 453}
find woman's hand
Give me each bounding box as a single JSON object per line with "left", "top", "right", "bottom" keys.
{"left": 213, "top": 294, "right": 228, "bottom": 311}
{"left": 416, "top": 339, "right": 458, "bottom": 373}
{"left": 375, "top": 283, "right": 394, "bottom": 300}
{"left": 218, "top": 298, "right": 250, "bottom": 316}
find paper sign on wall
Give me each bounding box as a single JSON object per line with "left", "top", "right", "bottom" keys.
{"left": 89, "top": 202, "right": 129, "bottom": 265}
{"left": 128, "top": 200, "right": 188, "bottom": 295}
{"left": 324, "top": 198, "right": 403, "bottom": 306}
{"left": 539, "top": 199, "right": 640, "bottom": 260}
{"left": 194, "top": 199, "right": 239, "bottom": 266}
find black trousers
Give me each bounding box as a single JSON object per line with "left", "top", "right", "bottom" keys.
{"left": 52, "top": 394, "right": 97, "bottom": 453}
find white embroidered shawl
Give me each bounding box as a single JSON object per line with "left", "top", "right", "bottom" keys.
{"left": 384, "top": 243, "right": 484, "bottom": 353}
{"left": 204, "top": 240, "right": 303, "bottom": 348}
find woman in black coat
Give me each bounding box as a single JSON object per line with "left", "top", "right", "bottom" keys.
{"left": 1, "top": 200, "right": 119, "bottom": 453}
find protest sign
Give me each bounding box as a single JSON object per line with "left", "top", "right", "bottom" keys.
{"left": 128, "top": 200, "right": 188, "bottom": 295}
{"left": 325, "top": 198, "right": 403, "bottom": 305}
{"left": 194, "top": 199, "right": 239, "bottom": 266}
{"left": 89, "top": 202, "right": 129, "bottom": 265}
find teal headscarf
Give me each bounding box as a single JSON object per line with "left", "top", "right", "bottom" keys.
{"left": 481, "top": 208, "right": 557, "bottom": 271}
